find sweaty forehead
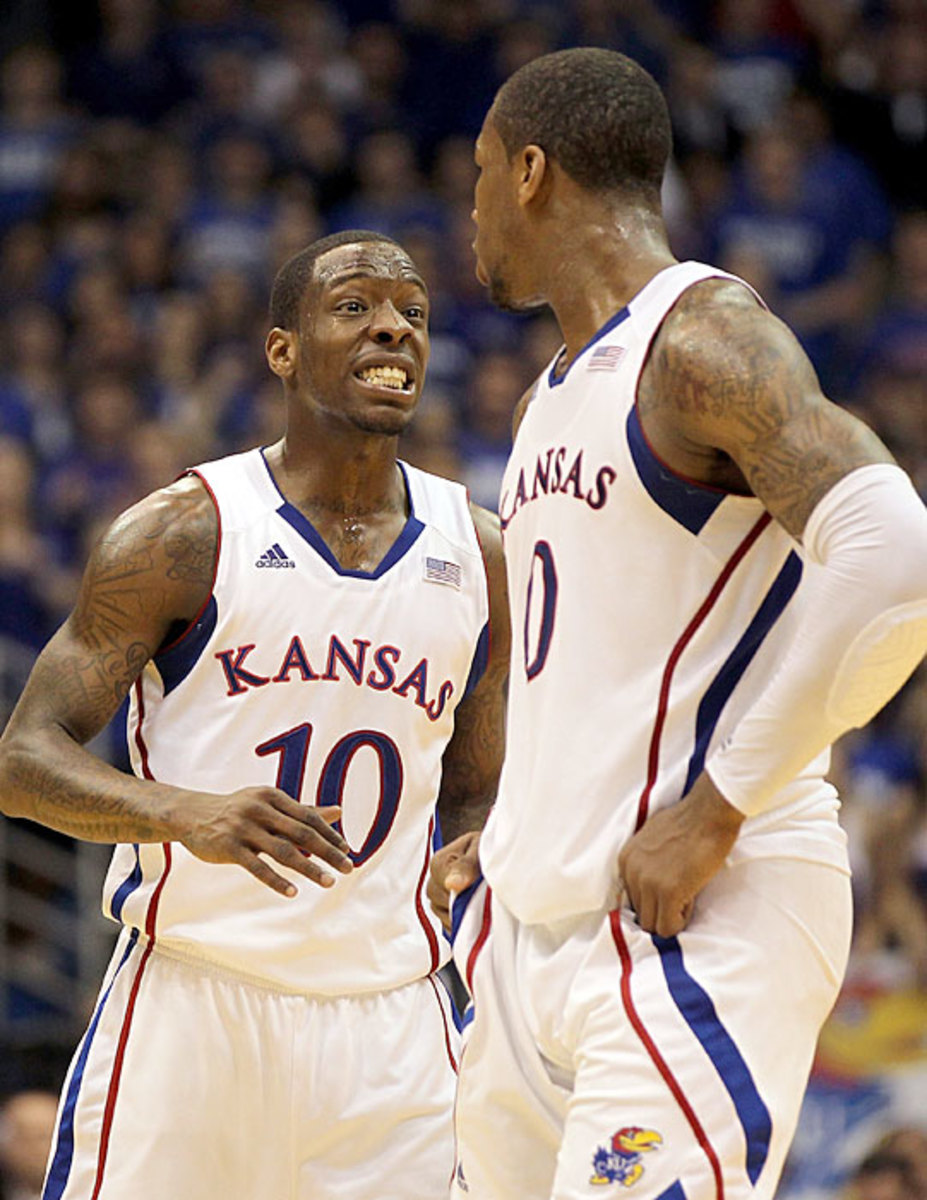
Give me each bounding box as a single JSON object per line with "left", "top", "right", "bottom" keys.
{"left": 313, "top": 243, "right": 425, "bottom": 290}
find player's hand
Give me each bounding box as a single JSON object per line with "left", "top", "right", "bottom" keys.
{"left": 428, "top": 830, "right": 481, "bottom": 931}
{"left": 172, "top": 787, "right": 354, "bottom": 896}
{"left": 617, "top": 774, "right": 744, "bottom": 937}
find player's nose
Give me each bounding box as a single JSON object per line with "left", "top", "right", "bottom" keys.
{"left": 369, "top": 300, "right": 413, "bottom": 344}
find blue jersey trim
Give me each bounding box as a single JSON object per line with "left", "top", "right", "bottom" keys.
{"left": 153, "top": 595, "right": 218, "bottom": 696}
{"left": 655, "top": 1182, "right": 687, "bottom": 1200}
{"left": 449, "top": 874, "right": 485, "bottom": 946}
{"left": 627, "top": 407, "right": 729, "bottom": 535}
{"left": 43, "top": 929, "right": 140, "bottom": 1200}
{"left": 462, "top": 622, "right": 490, "bottom": 700}
{"left": 433, "top": 810, "right": 444, "bottom": 853}
{"left": 109, "top": 846, "right": 142, "bottom": 921}
{"left": 653, "top": 935, "right": 772, "bottom": 1186}
{"left": 548, "top": 306, "right": 631, "bottom": 388}
{"left": 683, "top": 551, "right": 803, "bottom": 795}
{"left": 277, "top": 501, "right": 426, "bottom": 578}
{"left": 263, "top": 453, "right": 426, "bottom": 579}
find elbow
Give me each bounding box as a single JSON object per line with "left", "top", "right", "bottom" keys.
{"left": 892, "top": 495, "right": 927, "bottom": 604}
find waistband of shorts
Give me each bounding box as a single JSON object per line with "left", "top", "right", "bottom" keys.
{"left": 129, "top": 927, "right": 430, "bottom": 1000}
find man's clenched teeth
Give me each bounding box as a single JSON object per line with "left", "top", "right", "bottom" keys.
{"left": 357, "top": 365, "right": 410, "bottom": 390}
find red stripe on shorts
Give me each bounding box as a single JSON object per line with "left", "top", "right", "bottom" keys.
{"left": 414, "top": 815, "right": 442, "bottom": 972}
{"left": 465, "top": 886, "right": 492, "bottom": 994}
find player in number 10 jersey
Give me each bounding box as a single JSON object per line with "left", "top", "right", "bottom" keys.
{"left": 0, "top": 231, "right": 509, "bottom": 1200}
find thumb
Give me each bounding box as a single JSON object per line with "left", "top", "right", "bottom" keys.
{"left": 445, "top": 858, "right": 478, "bottom": 893}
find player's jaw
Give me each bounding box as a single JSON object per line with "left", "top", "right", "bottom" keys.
{"left": 473, "top": 222, "right": 546, "bottom": 314}
{"left": 477, "top": 249, "right": 546, "bottom": 314}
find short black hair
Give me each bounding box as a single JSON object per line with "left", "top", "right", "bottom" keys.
{"left": 269, "top": 229, "right": 402, "bottom": 329}
{"left": 491, "top": 48, "right": 671, "bottom": 201}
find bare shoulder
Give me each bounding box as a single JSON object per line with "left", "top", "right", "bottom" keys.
{"left": 78, "top": 472, "right": 218, "bottom": 632}
{"left": 641, "top": 278, "right": 811, "bottom": 426}
{"left": 7, "top": 475, "right": 219, "bottom": 746}
{"left": 640, "top": 277, "right": 894, "bottom": 536}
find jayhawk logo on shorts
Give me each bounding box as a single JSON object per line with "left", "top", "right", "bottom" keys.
{"left": 590, "top": 1126, "right": 663, "bottom": 1187}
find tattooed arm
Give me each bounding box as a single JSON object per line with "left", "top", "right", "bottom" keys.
{"left": 619, "top": 279, "right": 927, "bottom": 937}
{"left": 0, "top": 475, "right": 352, "bottom": 895}
{"left": 429, "top": 503, "right": 509, "bottom": 928}
{"left": 635, "top": 278, "right": 894, "bottom": 532}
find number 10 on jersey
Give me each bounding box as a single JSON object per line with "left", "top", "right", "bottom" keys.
{"left": 255, "top": 723, "right": 404, "bottom": 865}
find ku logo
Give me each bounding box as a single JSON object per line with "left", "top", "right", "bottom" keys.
{"left": 590, "top": 1126, "right": 662, "bottom": 1188}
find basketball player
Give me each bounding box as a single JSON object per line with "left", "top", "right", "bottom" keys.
{"left": 0, "top": 230, "right": 509, "bottom": 1200}
{"left": 430, "top": 50, "right": 927, "bottom": 1200}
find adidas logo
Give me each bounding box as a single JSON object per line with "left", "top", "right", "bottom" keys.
{"left": 255, "top": 543, "right": 295, "bottom": 569}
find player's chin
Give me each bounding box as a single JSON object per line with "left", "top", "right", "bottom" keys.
{"left": 353, "top": 405, "right": 416, "bottom": 437}
{"left": 487, "top": 273, "right": 543, "bottom": 315}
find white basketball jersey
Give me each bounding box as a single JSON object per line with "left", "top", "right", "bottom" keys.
{"left": 480, "top": 261, "right": 849, "bottom": 926}
{"left": 104, "top": 449, "right": 489, "bottom": 994}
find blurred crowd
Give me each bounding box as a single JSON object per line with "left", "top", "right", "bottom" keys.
{"left": 0, "top": 0, "right": 924, "bottom": 1194}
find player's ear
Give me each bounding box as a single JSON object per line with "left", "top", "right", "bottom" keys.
{"left": 265, "top": 327, "right": 297, "bottom": 379}
{"left": 518, "top": 144, "right": 550, "bottom": 207}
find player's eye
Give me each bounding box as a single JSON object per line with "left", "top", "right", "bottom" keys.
{"left": 337, "top": 299, "right": 366, "bottom": 313}
{"left": 405, "top": 305, "right": 426, "bottom": 321}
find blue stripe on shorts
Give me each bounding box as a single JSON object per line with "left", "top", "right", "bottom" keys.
{"left": 653, "top": 934, "right": 772, "bottom": 1185}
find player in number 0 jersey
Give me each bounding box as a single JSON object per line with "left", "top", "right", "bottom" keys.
{"left": 432, "top": 50, "right": 927, "bottom": 1200}
{"left": 0, "top": 230, "right": 509, "bottom": 1200}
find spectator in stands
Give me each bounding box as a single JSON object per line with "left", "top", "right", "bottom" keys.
{"left": 67, "top": 0, "right": 189, "bottom": 125}
{"left": 39, "top": 373, "right": 143, "bottom": 566}
{"left": 281, "top": 102, "right": 355, "bottom": 217}
{"left": 844, "top": 1128, "right": 927, "bottom": 1200}
{"left": 709, "top": 121, "right": 883, "bottom": 389}
{"left": 330, "top": 128, "right": 445, "bottom": 239}
{"left": 826, "top": 13, "right": 926, "bottom": 210}
{"left": 851, "top": 211, "right": 927, "bottom": 496}
{"left": 710, "top": 0, "right": 806, "bottom": 135}
{"left": 666, "top": 40, "right": 740, "bottom": 165}
{"left": 179, "top": 128, "right": 278, "bottom": 285}
{"left": 0, "top": 302, "right": 69, "bottom": 463}
{"left": 0, "top": 1089, "right": 58, "bottom": 1200}
{"left": 252, "top": 2, "right": 355, "bottom": 122}
{"left": 0, "top": 45, "right": 79, "bottom": 232}
{"left": 0, "top": 438, "right": 73, "bottom": 649}
{"left": 458, "top": 351, "right": 528, "bottom": 511}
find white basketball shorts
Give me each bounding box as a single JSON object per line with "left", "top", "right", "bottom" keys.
{"left": 42, "top": 930, "right": 459, "bottom": 1199}
{"left": 450, "top": 857, "right": 851, "bottom": 1200}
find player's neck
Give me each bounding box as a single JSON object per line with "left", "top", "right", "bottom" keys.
{"left": 543, "top": 209, "right": 676, "bottom": 370}
{"left": 266, "top": 436, "right": 407, "bottom": 520}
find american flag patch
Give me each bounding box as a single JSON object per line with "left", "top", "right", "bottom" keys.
{"left": 424, "top": 557, "right": 462, "bottom": 588}
{"left": 588, "top": 345, "right": 626, "bottom": 370}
